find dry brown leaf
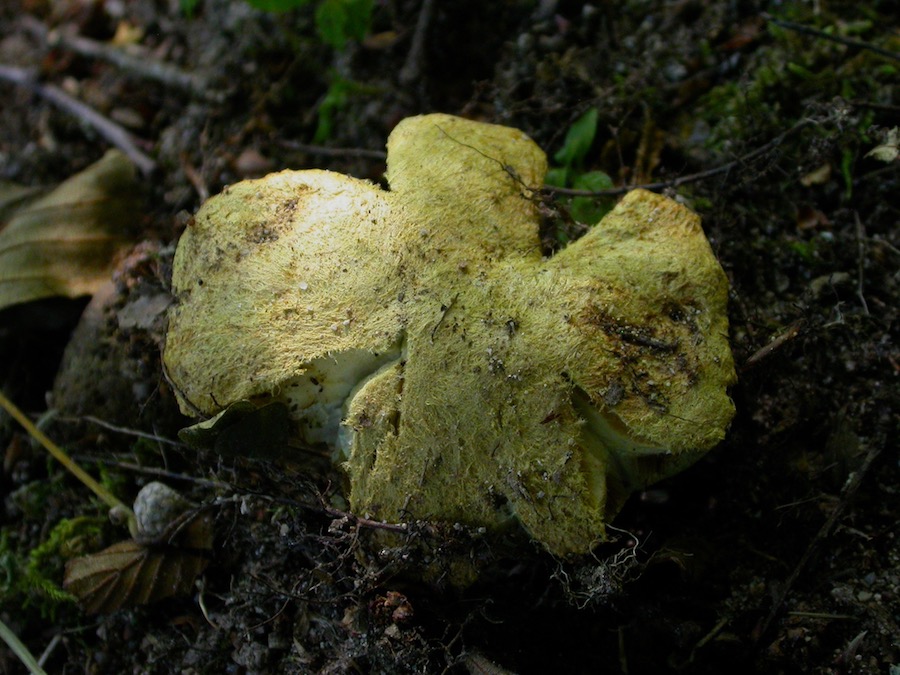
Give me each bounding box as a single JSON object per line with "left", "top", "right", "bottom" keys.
{"left": 799, "top": 163, "right": 831, "bottom": 187}
{"left": 796, "top": 204, "right": 830, "bottom": 230}
{"left": 64, "top": 484, "right": 214, "bottom": 614}
{"left": 0, "top": 150, "right": 139, "bottom": 311}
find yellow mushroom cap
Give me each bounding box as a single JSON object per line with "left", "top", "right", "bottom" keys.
{"left": 164, "top": 114, "right": 736, "bottom": 556}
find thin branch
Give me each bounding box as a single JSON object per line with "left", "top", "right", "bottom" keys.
{"left": 36, "top": 633, "right": 62, "bottom": 671}
{"left": 763, "top": 13, "right": 900, "bottom": 63}
{"left": 57, "top": 414, "right": 182, "bottom": 446}
{"left": 399, "top": 0, "right": 436, "bottom": 86}
{"left": 742, "top": 319, "right": 806, "bottom": 370}
{"left": 545, "top": 118, "right": 815, "bottom": 197}
{"left": 21, "top": 16, "right": 208, "bottom": 94}
{"left": 321, "top": 504, "right": 409, "bottom": 534}
{"left": 93, "top": 456, "right": 410, "bottom": 534}
{"left": 0, "top": 64, "right": 156, "bottom": 175}
{"left": 849, "top": 100, "right": 900, "bottom": 113}
{"left": 99, "top": 461, "right": 230, "bottom": 489}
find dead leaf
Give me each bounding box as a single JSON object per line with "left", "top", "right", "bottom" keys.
{"left": 0, "top": 150, "right": 139, "bottom": 312}
{"left": 363, "top": 31, "right": 402, "bottom": 50}
{"left": 0, "top": 182, "right": 43, "bottom": 222}
{"left": 799, "top": 163, "right": 831, "bottom": 186}
{"left": 865, "top": 127, "right": 899, "bottom": 163}
{"left": 64, "top": 483, "right": 213, "bottom": 614}
{"left": 796, "top": 204, "right": 830, "bottom": 230}
{"left": 111, "top": 21, "right": 144, "bottom": 46}
{"left": 718, "top": 17, "right": 764, "bottom": 51}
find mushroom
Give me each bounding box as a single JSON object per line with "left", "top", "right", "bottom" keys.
{"left": 164, "top": 114, "right": 736, "bottom": 556}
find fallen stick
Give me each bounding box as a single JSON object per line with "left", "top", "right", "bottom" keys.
{"left": 20, "top": 15, "right": 210, "bottom": 95}
{"left": 0, "top": 64, "right": 156, "bottom": 175}
{"left": 546, "top": 118, "right": 815, "bottom": 197}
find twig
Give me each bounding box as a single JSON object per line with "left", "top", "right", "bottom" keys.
{"left": 21, "top": 16, "right": 207, "bottom": 94}
{"left": 399, "top": 0, "right": 436, "bottom": 86}
{"left": 93, "top": 457, "right": 411, "bottom": 534}
{"left": 672, "top": 616, "right": 731, "bottom": 669}
{"left": 0, "top": 64, "right": 156, "bottom": 175}
{"left": 56, "top": 414, "right": 182, "bottom": 446}
{"left": 53, "top": 31, "right": 203, "bottom": 94}
{"left": 280, "top": 139, "right": 387, "bottom": 161}
{"left": 98, "top": 460, "right": 230, "bottom": 489}
{"left": 756, "top": 441, "right": 883, "bottom": 642}
{"left": 546, "top": 118, "right": 815, "bottom": 197}
{"left": 849, "top": 100, "right": 900, "bottom": 113}
{"left": 742, "top": 319, "right": 806, "bottom": 370}
{"left": 763, "top": 13, "right": 900, "bottom": 63}
{"left": 180, "top": 152, "right": 210, "bottom": 202}
{"left": 787, "top": 611, "right": 854, "bottom": 620}
{"left": 36, "top": 633, "right": 61, "bottom": 670}
{"left": 322, "top": 503, "right": 409, "bottom": 533}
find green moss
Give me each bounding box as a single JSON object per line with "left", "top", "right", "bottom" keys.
{"left": 1, "top": 517, "right": 105, "bottom": 619}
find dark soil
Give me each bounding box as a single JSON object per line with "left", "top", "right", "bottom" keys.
{"left": 1, "top": 1, "right": 897, "bottom": 673}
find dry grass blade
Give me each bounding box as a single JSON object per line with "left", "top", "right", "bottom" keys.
{"left": 0, "top": 617, "right": 48, "bottom": 675}
{"left": 0, "top": 390, "right": 134, "bottom": 525}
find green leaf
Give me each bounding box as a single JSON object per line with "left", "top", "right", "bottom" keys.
{"left": 315, "top": 0, "right": 374, "bottom": 49}
{"left": 553, "top": 108, "right": 599, "bottom": 167}
{"left": 314, "top": 77, "right": 353, "bottom": 142}
{"left": 180, "top": 0, "right": 199, "bottom": 17}
{"left": 840, "top": 147, "right": 854, "bottom": 199}
{"left": 572, "top": 170, "right": 613, "bottom": 192}
{"left": 789, "top": 240, "right": 814, "bottom": 261}
{"left": 544, "top": 167, "right": 569, "bottom": 188}
{"left": 569, "top": 197, "right": 610, "bottom": 227}
{"left": 568, "top": 171, "right": 614, "bottom": 225}
{"left": 786, "top": 62, "right": 813, "bottom": 79}
{"left": 245, "top": 0, "right": 311, "bottom": 12}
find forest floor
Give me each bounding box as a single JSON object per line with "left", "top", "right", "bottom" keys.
{"left": 0, "top": 0, "right": 897, "bottom": 673}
